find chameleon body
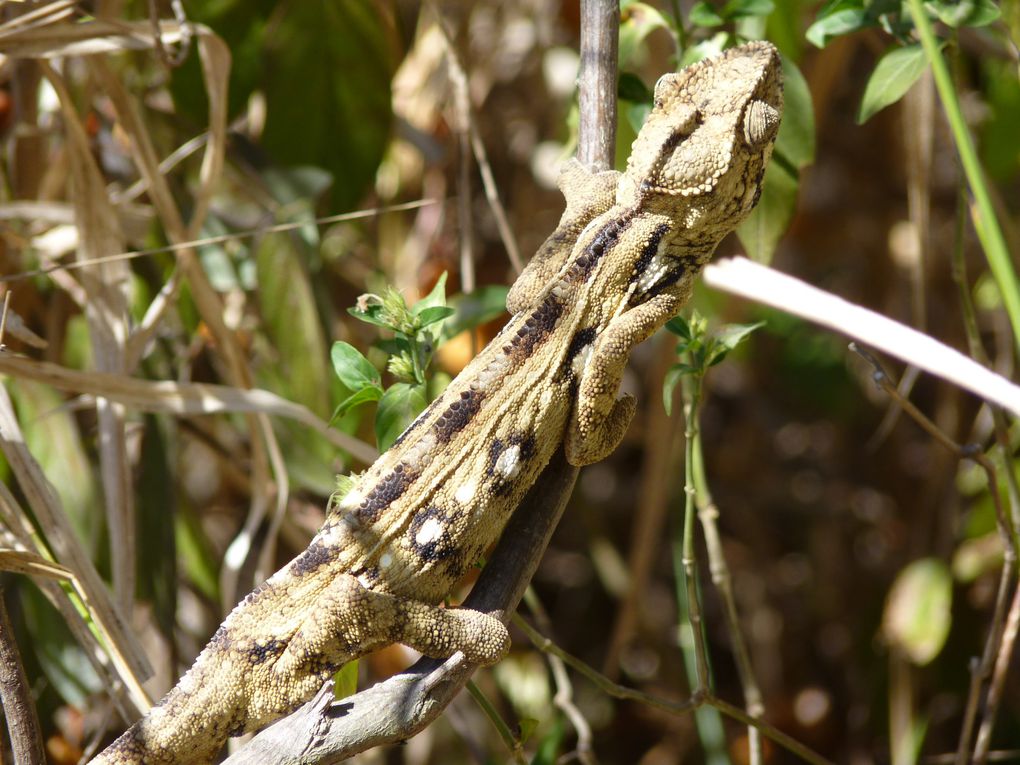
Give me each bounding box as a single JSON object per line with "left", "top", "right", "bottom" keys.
{"left": 93, "top": 41, "right": 782, "bottom": 764}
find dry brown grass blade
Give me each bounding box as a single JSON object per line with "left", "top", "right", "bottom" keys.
{"left": 0, "top": 19, "right": 192, "bottom": 59}
{"left": 0, "top": 385, "right": 152, "bottom": 703}
{"left": 124, "top": 27, "right": 229, "bottom": 369}
{"left": 0, "top": 354, "right": 379, "bottom": 464}
{"left": 0, "top": 482, "right": 152, "bottom": 718}
{"left": 87, "top": 50, "right": 291, "bottom": 609}
{"left": 40, "top": 59, "right": 137, "bottom": 611}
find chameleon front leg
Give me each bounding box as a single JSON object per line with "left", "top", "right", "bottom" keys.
{"left": 506, "top": 158, "right": 619, "bottom": 313}
{"left": 566, "top": 291, "right": 684, "bottom": 466}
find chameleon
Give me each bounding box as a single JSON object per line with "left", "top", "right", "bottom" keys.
{"left": 92, "top": 40, "right": 782, "bottom": 764}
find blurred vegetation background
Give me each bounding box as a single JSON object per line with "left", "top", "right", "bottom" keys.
{"left": 1, "top": 0, "right": 1019, "bottom": 763}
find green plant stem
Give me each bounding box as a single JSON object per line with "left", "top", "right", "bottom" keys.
{"left": 906, "top": 0, "right": 1020, "bottom": 356}
{"left": 682, "top": 382, "right": 711, "bottom": 691}
{"left": 466, "top": 678, "right": 527, "bottom": 765}
{"left": 692, "top": 432, "right": 765, "bottom": 765}
{"left": 677, "top": 371, "right": 727, "bottom": 763}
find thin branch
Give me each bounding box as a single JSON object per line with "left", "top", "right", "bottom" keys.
{"left": 0, "top": 587, "right": 46, "bottom": 765}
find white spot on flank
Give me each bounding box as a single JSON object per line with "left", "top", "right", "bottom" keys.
{"left": 635, "top": 252, "right": 671, "bottom": 294}
{"left": 379, "top": 552, "right": 394, "bottom": 570}
{"left": 494, "top": 444, "right": 522, "bottom": 479}
{"left": 540, "top": 387, "right": 554, "bottom": 407}
{"left": 415, "top": 518, "right": 444, "bottom": 547}
{"left": 357, "top": 572, "right": 373, "bottom": 588}
{"left": 571, "top": 343, "right": 593, "bottom": 377}
{"left": 455, "top": 481, "right": 477, "bottom": 505}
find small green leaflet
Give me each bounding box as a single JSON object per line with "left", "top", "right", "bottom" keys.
{"left": 857, "top": 44, "right": 930, "bottom": 124}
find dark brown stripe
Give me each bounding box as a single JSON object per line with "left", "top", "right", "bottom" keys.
{"left": 504, "top": 295, "right": 564, "bottom": 360}
{"left": 560, "top": 326, "right": 597, "bottom": 380}
{"left": 288, "top": 537, "right": 332, "bottom": 576}
{"left": 433, "top": 389, "right": 485, "bottom": 443}
{"left": 568, "top": 209, "right": 638, "bottom": 283}
{"left": 356, "top": 462, "right": 414, "bottom": 523}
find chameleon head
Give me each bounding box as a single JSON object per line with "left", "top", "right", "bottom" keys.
{"left": 618, "top": 40, "right": 783, "bottom": 229}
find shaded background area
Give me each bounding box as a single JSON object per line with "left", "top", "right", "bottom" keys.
{"left": 1, "top": 0, "right": 1018, "bottom": 763}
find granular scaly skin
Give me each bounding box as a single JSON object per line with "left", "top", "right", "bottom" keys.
{"left": 92, "top": 41, "right": 782, "bottom": 764}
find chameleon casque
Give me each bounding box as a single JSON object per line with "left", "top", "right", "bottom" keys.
{"left": 93, "top": 41, "right": 783, "bottom": 764}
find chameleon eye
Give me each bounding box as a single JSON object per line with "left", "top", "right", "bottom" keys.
{"left": 742, "top": 99, "right": 781, "bottom": 148}
{"left": 652, "top": 72, "right": 679, "bottom": 110}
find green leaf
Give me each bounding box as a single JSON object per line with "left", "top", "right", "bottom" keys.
{"left": 625, "top": 101, "right": 654, "bottom": 136}
{"left": 715, "top": 321, "right": 765, "bottom": 352}
{"left": 443, "top": 285, "right": 510, "bottom": 339}
{"left": 926, "top": 0, "right": 1000, "bottom": 27}
{"left": 415, "top": 305, "right": 456, "bottom": 329}
{"left": 690, "top": 0, "right": 726, "bottom": 25}
{"left": 518, "top": 717, "right": 539, "bottom": 744}
{"left": 256, "top": 231, "right": 332, "bottom": 417}
{"left": 725, "top": 0, "right": 776, "bottom": 18}
{"left": 375, "top": 383, "right": 427, "bottom": 452}
{"left": 330, "top": 385, "right": 383, "bottom": 423}
{"left": 348, "top": 303, "right": 396, "bottom": 330}
{"left": 774, "top": 56, "right": 815, "bottom": 170}
{"left": 706, "top": 321, "right": 765, "bottom": 366}
{"left": 171, "top": 1, "right": 393, "bottom": 212}
{"left": 619, "top": 2, "right": 674, "bottom": 67}
{"left": 618, "top": 72, "right": 653, "bottom": 103}
{"left": 20, "top": 584, "right": 101, "bottom": 705}
{"left": 136, "top": 416, "right": 178, "bottom": 636}
{"left": 412, "top": 272, "right": 448, "bottom": 314}
{"left": 737, "top": 154, "right": 799, "bottom": 263}
{"left": 857, "top": 44, "right": 929, "bottom": 124}
{"left": 665, "top": 315, "right": 692, "bottom": 340}
{"left": 330, "top": 341, "right": 381, "bottom": 392}
{"left": 662, "top": 366, "right": 685, "bottom": 414}
{"left": 333, "top": 660, "right": 359, "bottom": 699}
{"left": 806, "top": 5, "right": 869, "bottom": 47}
{"left": 260, "top": 2, "right": 393, "bottom": 211}
{"left": 7, "top": 380, "right": 99, "bottom": 541}
{"left": 882, "top": 558, "right": 952, "bottom": 665}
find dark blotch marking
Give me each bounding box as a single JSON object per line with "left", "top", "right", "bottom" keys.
{"left": 568, "top": 209, "right": 637, "bottom": 283}
{"left": 629, "top": 223, "right": 671, "bottom": 288}
{"left": 408, "top": 505, "right": 456, "bottom": 563}
{"left": 505, "top": 296, "right": 564, "bottom": 360}
{"left": 289, "top": 537, "right": 332, "bottom": 576}
{"left": 433, "top": 389, "right": 485, "bottom": 443}
{"left": 245, "top": 637, "right": 286, "bottom": 666}
{"left": 356, "top": 463, "right": 414, "bottom": 523}
{"left": 559, "top": 326, "right": 597, "bottom": 381}
{"left": 486, "top": 433, "right": 538, "bottom": 496}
